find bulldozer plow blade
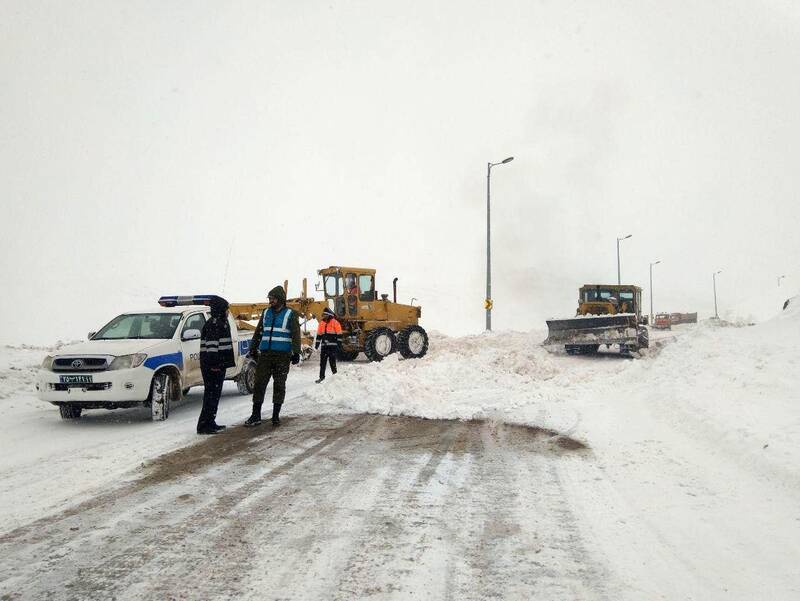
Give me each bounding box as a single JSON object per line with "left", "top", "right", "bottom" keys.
{"left": 544, "top": 314, "right": 639, "bottom": 347}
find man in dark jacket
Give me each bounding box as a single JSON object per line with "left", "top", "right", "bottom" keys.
{"left": 244, "top": 285, "right": 301, "bottom": 427}
{"left": 197, "top": 297, "right": 235, "bottom": 434}
{"left": 315, "top": 307, "right": 342, "bottom": 383}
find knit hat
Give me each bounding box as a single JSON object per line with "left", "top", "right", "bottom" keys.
{"left": 268, "top": 285, "right": 286, "bottom": 302}
{"left": 209, "top": 296, "right": 229, "bottom": 318}
{"left": 322, "top": 307, "right": 335, "bottom": 319}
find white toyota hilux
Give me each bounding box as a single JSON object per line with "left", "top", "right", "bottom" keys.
{"left": 36, "top": 297, "right": 256, "bottom": 421}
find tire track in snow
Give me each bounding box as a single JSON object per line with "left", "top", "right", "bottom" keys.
{"left": 0, "top": 415, "right": 589, "bottom": 601}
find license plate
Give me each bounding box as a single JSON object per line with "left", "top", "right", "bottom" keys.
{"left": 59, "top": 375, "right": 93, "bottom": 384}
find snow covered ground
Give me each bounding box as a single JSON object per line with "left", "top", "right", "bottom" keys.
{"left": 1, "top": 301, "right": 798, "bottom": 599}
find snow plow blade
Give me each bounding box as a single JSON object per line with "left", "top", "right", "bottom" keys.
{"left": 543, "top": 314, "right": 639, "bottom": 347}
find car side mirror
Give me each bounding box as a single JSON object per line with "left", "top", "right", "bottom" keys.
{"left": 87, "top": 331, "right": 96, "bottom": 340}
{"left": 182, "top": 329, "right": 201, "bottom": 341}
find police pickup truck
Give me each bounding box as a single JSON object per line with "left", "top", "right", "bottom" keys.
{"left": 36, "top": 296, "right": 256, "bottom": 421}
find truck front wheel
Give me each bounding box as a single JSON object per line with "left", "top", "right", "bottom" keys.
{"left": 236, "top": 360, "right": 256, "bottom": 395}
{"left": 150, "top": 372, "right": 173, "bottom": 421}
{"left": 59, "top": 404, "right": 82, "bottom": 419}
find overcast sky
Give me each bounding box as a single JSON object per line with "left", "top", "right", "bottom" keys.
{"left": 2, "top": 0, "right": 799, "bottom": 345}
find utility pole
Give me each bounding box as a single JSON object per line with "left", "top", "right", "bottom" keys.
{"left": 649, "top": 260, "right": 661, "bottom": 325}
{"left": 486, "top": 156, "right": 514, "bottom": 331}
{"left": 713, "top": 270, "right": 722, "bottom": 319}
{"left": 616, "top": 234, "right": 632, "bottom": 285}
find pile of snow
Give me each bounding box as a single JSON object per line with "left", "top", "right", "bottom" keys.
{"left": 0, "top": 345, "right": 50, "bottom": 400}
{"left": 305, "top": 302, "right": 800, "bottom": 453}
{"left": 304, "top": 330, "right": 632, "bottom": 436}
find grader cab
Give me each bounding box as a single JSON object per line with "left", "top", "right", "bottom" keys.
{"left": 229, "top": 266, "right": 429, "bottom": 363}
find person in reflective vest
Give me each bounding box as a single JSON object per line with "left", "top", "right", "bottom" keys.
{"left": 244, "top": 285, "right": 301, "bottom": 427}
{"left": 315, "top": 307, "right": 342, "bottom": 383}
{"left": 197, "top": 297, "right": 235, "bottom": 434}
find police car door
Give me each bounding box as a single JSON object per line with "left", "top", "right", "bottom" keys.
{"left": 226, "top": 313, "right": 241, "bottom": 379}
{"left": 180, "top": 312, "right": 206, "bottom": 386}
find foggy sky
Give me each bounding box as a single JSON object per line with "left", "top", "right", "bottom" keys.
{"left": 2, "top": 0, "right": 799, "bottom": 345}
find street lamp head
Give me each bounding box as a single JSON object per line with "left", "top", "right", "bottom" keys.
{"left": 653, "top": 260, "right": 661, "bottom": 265}
{"left": 715, "top": 270, "right": 723, "bottom": 275}
{"left": 501, "top": 156, "right": 514, "bottom": 164}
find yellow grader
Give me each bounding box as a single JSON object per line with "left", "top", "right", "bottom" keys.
{"left": 229, "top": 265, "right": 429, "bottom": 363}
{"left": 543, "top": 284, "right": 650, "bottom": 356}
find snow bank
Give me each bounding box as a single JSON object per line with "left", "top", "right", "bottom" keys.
{"left": 0, "top": 345, "right": 49, "bottom": 400}
{"left": 303, "top": 331, "right": 630, "bottom": 436}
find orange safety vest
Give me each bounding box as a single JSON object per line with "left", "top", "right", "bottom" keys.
{"left": 316, "top": 318, "right": 343, "bottom": 348}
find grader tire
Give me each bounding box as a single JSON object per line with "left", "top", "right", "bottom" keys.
{"left": 364, "top": 328, "right": 396, "bottom": 362}
{"left": 397, "top": 325, "right": 429, "bottom": 359}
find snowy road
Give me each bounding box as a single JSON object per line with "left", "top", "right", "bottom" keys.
{"left": 1, "top": 312, "right": 799, "bottom": 600}
{"left": 0, "top": 415, "right": 603, "bottom": 600}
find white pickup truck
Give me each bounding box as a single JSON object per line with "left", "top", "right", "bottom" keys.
{"left": 36, "top": 297, "right": 256, "bottom": 421}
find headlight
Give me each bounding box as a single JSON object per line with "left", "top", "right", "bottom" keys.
{"left": 41, "top": 355, "right": 54, "bottom": 370}
{"left": 109, "top": 353, "right": 148, "bottom": 370}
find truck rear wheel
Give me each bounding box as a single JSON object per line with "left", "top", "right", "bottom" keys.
{"left": 59, "top": 404, "right": 82, "bottom": 419}
{"left": 397, "top": 325, "right": 429, "bottom": 359}
{"left": 364, "top": 328, "right": 396, "bottom": 362}
{"left": 236, "top": 360, "right": 256, "bottom": 395}
{"left": 150, "top": 372, "right": 173, "bottom": 421}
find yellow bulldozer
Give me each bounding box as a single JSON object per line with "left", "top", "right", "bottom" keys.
{"left": 230, "top": 265, "right": 429, "bottom": 364}
{"left": 543, "top": 284, "right": 650, "bottom": 355}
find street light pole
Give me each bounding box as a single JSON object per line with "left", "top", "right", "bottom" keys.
{"left": 486, "top": 156, "right": 514, "bottom": 331}
{"left": 649, "top": 260, "right": 661, "bottom": 324}
{"left": 616, "top": 234, "right": 632, "bottom": 285}
{"left": 778, "top": 275, "right": 786, "bottom": 287}
{"left": 713, "top": 270, "right": 722, "bottom": 319}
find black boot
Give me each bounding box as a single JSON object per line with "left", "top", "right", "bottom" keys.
{"left": 244, "top": 404, "right": 262, "bottom": 427}
{"left": 271, "top": 402, "right": 282, "bottom": 426}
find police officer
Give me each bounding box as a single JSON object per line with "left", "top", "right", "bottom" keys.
{"left": 315, "top": 307, "right": 342, "bottom": 383}
{"left": 244, "top": 286, "right": 301, "bottom": 427}
{"left": 197, "top": 296, "right": 234, "bottom": 434}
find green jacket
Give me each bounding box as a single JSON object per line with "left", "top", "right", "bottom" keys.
{"left": 249, "top": 305, "right": 301, "bottom": 355}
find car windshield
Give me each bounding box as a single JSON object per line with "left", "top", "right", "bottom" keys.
{"left": 93, "top": 313, "right": 182, "bottom": 340}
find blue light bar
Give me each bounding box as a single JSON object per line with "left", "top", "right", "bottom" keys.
{"left": 158, "top": 295, "right": 220, "bottom": 307}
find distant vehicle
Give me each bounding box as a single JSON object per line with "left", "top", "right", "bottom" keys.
{"left": 544, "top": 284, "right": 650, "bottom": 356}
{"left": 670, "top": 312, "right": 698, "bottom": 325}
{"left": 653, "top": 313, "right": 672, "bottom": 329}
{"left": 36, "top": 296, "right": 255, "bottom": 421}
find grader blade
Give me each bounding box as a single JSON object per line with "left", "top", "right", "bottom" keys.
{"left": 544, "top": 314, "right": 639, "bottom": 347}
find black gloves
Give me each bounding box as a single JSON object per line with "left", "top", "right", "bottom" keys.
{"left": 291, "top": 353, "right": 300, "bottom": 365}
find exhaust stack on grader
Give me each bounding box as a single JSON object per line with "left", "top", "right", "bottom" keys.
{"left": 230, "top": 266, "right": 429, "bottom": 363}
{"left": 544, "top": 284, "right": 650, "bottom": 356}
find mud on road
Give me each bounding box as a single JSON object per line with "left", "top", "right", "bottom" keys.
{"left": 0, "top": 414, "right": 609, "bottom": 601}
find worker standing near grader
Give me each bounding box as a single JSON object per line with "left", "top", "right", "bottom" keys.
{"left": 243, "top": 286, "right": 301, "bottom": 427}
{"left": 315, "top": 307, "right": 342, "bottom": 383}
